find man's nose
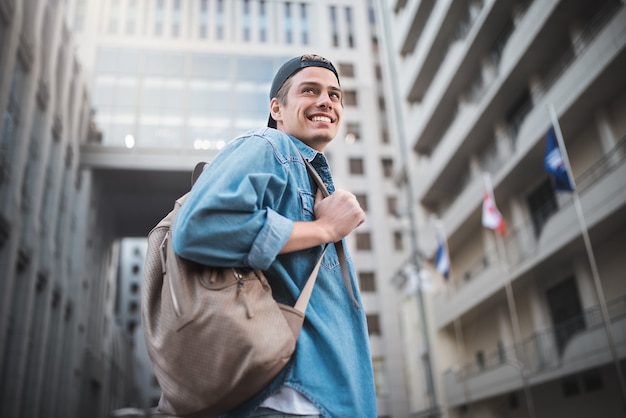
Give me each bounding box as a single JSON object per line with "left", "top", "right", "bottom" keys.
{"left": 318, "top": 92, "right": 333, "bottom": 108}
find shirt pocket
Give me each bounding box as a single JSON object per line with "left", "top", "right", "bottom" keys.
{"left": 299, "top": 190, "right": 315, "bottom": 221}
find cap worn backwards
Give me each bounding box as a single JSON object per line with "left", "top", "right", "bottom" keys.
{"left": 267, "top": 54, "right": 340, "bottom": 129}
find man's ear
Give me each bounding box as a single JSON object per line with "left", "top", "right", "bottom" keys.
{"left": 270, "top": 98, "right": 282, "bottom": 124}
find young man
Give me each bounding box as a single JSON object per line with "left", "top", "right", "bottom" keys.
{"left": 172, "top": 54, "right": 376, "bottom": 418}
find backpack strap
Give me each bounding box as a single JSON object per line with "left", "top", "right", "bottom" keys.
{"left": 301, "top": 156, "right": 360, "bottom": 310}
{"left": 187, "top": 159, "right": 359, "bottom": 313}
{"left": 191, "top": 162, "right": 209, "bottom": 186}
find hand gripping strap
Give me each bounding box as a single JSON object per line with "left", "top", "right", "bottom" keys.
{"left": 302, "top": 156, "right": 360, "bottom": 310}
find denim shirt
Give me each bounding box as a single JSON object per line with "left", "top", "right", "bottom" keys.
{"left": 172, "top": 127, "right": 376, "bottom": 418}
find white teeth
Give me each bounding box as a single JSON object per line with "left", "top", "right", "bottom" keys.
{"left": 311, "top": 116, "right": 331, "bottom": 123}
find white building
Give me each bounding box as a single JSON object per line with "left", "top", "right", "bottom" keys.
{"left": 378, "top": 0, "right": 626, "bottom": 417}
{"left": 67, "top": 0, "right": 412, "bottom": 416}
{"left": 0, "top": 0, "right": 139, "bottom": 417}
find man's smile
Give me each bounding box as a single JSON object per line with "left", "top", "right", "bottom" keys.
{"left": 309, "top": 115, "right": 333, "bottom": 123}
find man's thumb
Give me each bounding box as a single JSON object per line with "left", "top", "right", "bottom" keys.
{"left": 315, "top": 187, "right": 324, "bottom": 203}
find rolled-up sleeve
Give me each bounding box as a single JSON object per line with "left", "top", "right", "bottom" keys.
{"left": 171, "top": 136, "right": 294, "bottom": 269}
{"left": 246, "top": 208, "right": 293, "bottom": 269}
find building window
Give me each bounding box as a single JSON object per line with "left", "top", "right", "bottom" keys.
{"left": 73, "top": 0, "right": 87, "bottom": 31}
{"left": 358, "top": 272, "right": 376, "bottom": 292}
{"left": 378, "top": 96, "right": 386, "bottom": 112}
{"left": 372, "top": 358, "right": 388, "bottom": 395}
{"left": 366, "top": 314, "right": 381, "bottom": 335}
{"left": 527, "top": 178, "right": 557, "bottom": 238}
{"left": 199, "top": 0, "right": 208, "bottom": 38}
{"left": 375, "top": 65, "right": 382, "bottom": 80}
{"left": 216, "top": 0, "right": 224, "bottom": 39}
{"left": 381, "top": 158, "right": 393, "bottom": 178}
{"left": 546, "top": 277, "right": 585, "bottom": 354}
{"left": 583, "top": 370, "right": 603, "bottom": 393}
{"left": 259, "top": 1, "right": 267, "bottom": 42}
{"left": 171, "top": 0, "right": 181, "bottom": 37}
{"left": 242, "top": 0, "right": 251, "bottom": 41}
{"left": 339, "top": 63, "right": 355, "bottom": 78}
{"left": 345, "top": 7, "right": 355, "bottom": 48}
{"left": 130, "top": 283, "right": 139, "bottom": 294}
{"left": 300, "top": 3, "right": 309, "bottom": 45}
{"left": 476, "top": 351, "right": 485, "bottom": 370}
{"left": 126, "top": 0, "right": 137, "bottom": 34}
{"left": 562, "top": 376, "right": 580, "bottom": 397}
{"left": 355, "top": 193, "right": 367, "bottom": 212}
{"left": 284, "top": 2, "right": 292, "bottom": 44}
{"left": 506, "top": 87, "right": 532, "bottom": 147}
{"left": 343, "top": 90, "right": 357, "bottom": 106}
{"left": 329, "top": 6, "right": 339, "bottom": 47}
{"left": 356, "top": 232, "right": 372, "bottom": 251}
{"left": 393, "top": 231, "right": 403, "bottom": 251}
{"left": 108, "top": 0, "right": 120, "bottom": 34}
{"left": 128, "top": 301, "right": 138, "bottom": 313}
{"left": 349, "top": 157, "right": 364, "bottom": 175}
{"left": 387, "top": 196, "right": 398, "bottom": 215}
{"left": 381, "top": 129, "right": 390, "bottom": 144}
{"left": 345, "top": 122, "right": 360, "bottom": 143}
{"left": 154, "top": 0, "right": 164, "bottom": 36}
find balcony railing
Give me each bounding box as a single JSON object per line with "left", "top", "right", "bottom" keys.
{"left": 457, "top": 294, "right": 626, "bottom": 380}
{"left": 532, "top": 0, "right": 623, "bottom": 99}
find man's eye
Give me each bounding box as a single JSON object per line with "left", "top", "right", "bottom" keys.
{"left": 303, "top": 88, "right": 315, "bottom": 93}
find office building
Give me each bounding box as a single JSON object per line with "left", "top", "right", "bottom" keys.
{"left": 0, "top": 0, "right": 139, "bottom": 417}
{"left": 68, "top": 0, "right": 412, "bottom": 416}
{"left": 378, "top": 0, "right": 626, "bottom": 416}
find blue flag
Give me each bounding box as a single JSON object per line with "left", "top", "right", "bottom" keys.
{"left": 544, "top": 128, "right": 573, "bottom": 192}
{"left": 435, "top": 236, "right": 450, "bottom": 280}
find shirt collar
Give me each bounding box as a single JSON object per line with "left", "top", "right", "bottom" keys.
{"left": 287, "top": 134, "right": 324, "bottom": 163}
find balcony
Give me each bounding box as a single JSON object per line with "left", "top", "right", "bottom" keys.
{"left": 402, "top": 0, "right": 464, "bottom": 104}
{"left": 397, "top": 0, "right": 435, "bottom": 56}
{"left": 0, "top": 0, "right": 15, "bottom": 25}
{"left": 417, "top": 0, "right": 625, "bottom": 222}
{"left": 406, "top": 0, "right": 526, "bottom": 154}
{"left": 443, "top": 295, "right": 626, "bottom": 407}
{"left": 433, "top": 137, "right": 626, "bottom": 328}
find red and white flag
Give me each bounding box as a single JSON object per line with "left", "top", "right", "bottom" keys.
{"left": 482, "top": 174, "right": 507, "bottom": 236}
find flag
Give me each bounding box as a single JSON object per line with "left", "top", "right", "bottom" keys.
{"left": 403, "top": 265, "right": 435, "bottom": 295}
{"left": 435, "top": 236, "right": 450, "bottom": 280}
{"left": 482, "top": 175, "right": 507, "bottom": 236}
{"left": 544, "top": 128, "right": 574, "bottom": 192}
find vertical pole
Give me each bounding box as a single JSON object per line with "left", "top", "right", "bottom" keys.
{"left": 436, "top": 220, "right": 473, "bottom": 416}
{"left": 376, "top": 0, "right": 439, "bottom": 415}
{"left": 453, "top": 317, "right": 473, "bottom": 417}
{"left": 548, "top": 104, "right": 626, "bottom": 410}
{"left": 494, "top": 233, "right": 537, "bottom": 418}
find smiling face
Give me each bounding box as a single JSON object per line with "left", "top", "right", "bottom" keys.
{"left": 269, "top": 66, "right": 343, "bottom": 152}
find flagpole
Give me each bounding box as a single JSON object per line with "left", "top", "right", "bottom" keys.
{"left": 493, "top": 231, "right": 537, "bottom": 418}
{"left": 435, "top": 221, "right": 473, "bottom": 416}
{"left": 548, "top": 104, "right": 626, "bottom": 409}
{"left": 484, "top": 173, "right": 536, "bottom": 418}
{"left": 452, "top": 317, "right": 473, "bottom": 416}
